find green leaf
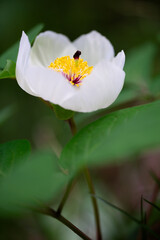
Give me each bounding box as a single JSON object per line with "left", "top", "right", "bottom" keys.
{"left": 0, "top": 105, "right": 16, "bottom": 126}
{"left": 60, "top": 101, "right": 160, "bottom": 175}
{"left": 0, "top": 23, "right": 44, "bottom": 69}
{"left": 124, "top": 43, "right": 157, "bottom": 86}
{"left": 0, "top": 150, "right": 68, "bottom": 216}
{"left": 0, "top": 140, "right": 31, "bottom": 176}
{"left": 0, "top": 60, "right": 16, "bottom": 79}
{"left": 52, "top": 104, "right": 74, "bottom": 120}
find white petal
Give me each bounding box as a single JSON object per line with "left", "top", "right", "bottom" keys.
{"left": 73, "top": 31, "right": 115, "bottom": 66}
{"left": 61, "top": 60, "right": 125, "bottom": 112}
{"left": 25, "top": 65, "right": 77, "bottom": 105}
{"left": 16, "top": 31, "right": 37, "bottom": 96}
{"left": 60, "top": 44, "right": 77, "bottom": 59}
{"left": 112, "top": 50, "right": 125, "bottom": 69}
{"left": 30, "top": 31, "right": 74, "bottom": 67}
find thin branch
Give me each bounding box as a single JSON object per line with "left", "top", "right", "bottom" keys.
{"left": 40, "top": 207, "right": 92, "bottom": 240}
{"left": 57, "top": 179, "right": 75, "bottom": 215}
{"left": 68, "top": 117, "right": 77, "bottom": 135}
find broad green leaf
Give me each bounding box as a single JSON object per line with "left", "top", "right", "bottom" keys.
{"left": 124, "top": 43, "right": 157, "bottom": 86}
{"left": 0, "top": 23, "right": 44, "bottom": 69}
{"left": 0, "top": 105, "right": 16, "bottom": 126}
{"left": 52, "top": 104, "right": 74, "bottom": 120}
{"left": 60, "top": 101, "right": 160, "bottom": 175}
{"left": 0, "top": 60, "right": 16, "bottom": 79}
{"left": 0, "top": 140, "right": 31, "bottom": 176}
{"left": 0, "top": 150, "right": 68, "bottom": 216}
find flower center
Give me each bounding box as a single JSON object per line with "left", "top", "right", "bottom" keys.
{"left": 48, "top": 51, "right": 93, "bottom": 87}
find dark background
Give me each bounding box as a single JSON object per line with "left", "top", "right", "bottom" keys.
{"left": 1, "top": 0, "right": 160, "bottom": 52}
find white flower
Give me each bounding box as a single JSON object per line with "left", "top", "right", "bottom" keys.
{"left": 16, "top": 30, "right": 125, "bottom": 112}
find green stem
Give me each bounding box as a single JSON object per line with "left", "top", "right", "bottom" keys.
{"left": 68, "top": 117, "right": 102, "bottom": 240}
{"left": 83, "top": 167, "right": 102, "bottom": 240}
{"left": 57, "top": 179, "right": 75, "bottom": 215}
{"left": 57, "top": 118, "right": 77, "bottom": 214}
{"left": 42, "top": 207, "right": 92, "bottom": 240}
{"left": 68, "top": 117, "right": 77, "bottom": 135}
{"left": 56, "top": 117, "right": 77, "bottom": 214}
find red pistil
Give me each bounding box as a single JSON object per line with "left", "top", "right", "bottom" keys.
{"left": 73, "top": 50, "right": 81, "bottom": 60}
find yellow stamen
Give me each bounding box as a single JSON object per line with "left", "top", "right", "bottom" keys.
{"left": 48, "top": 56, "right": 93, "bottom": 86}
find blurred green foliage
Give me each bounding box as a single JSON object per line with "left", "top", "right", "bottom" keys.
{"left": 0, "top": 105, "right": 16, "bottom": 126}
{"left": 0, "top": 60, "right": 16, "bottom": 79}
{"left": 0, "top": 24, "right": 44, "bottom": 69}
{"left": 0, "top": 141, "right": 68, "bottom": 216}
{"left": 0, "top": 139, "right": 31, "bottom": 175}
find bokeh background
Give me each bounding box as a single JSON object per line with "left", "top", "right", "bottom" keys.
{"left": 0, "top": 0, "right": 160, "bottom": 239}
